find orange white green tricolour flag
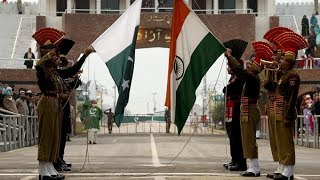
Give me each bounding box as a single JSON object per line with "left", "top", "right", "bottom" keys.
{"left": 165, "top": 0, "right": 225, "bottom": 135}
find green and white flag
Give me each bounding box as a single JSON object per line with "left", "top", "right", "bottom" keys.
{"left": 92, "top": 0, "right": 142, "bottom": 127}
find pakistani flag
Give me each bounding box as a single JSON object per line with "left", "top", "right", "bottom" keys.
{"left": 92, "top": 0, "right": 142, "bottom": 127}
{"left": 165, "top": 0, "right": 226, "bottom": 135}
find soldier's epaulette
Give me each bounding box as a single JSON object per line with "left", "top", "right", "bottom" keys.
{"left": 287, "top": 69, "right": 298, "bottom": 77}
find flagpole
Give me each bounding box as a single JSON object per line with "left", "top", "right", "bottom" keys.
{"left": 113, "top": 85, "right": 116, "bottom": 112}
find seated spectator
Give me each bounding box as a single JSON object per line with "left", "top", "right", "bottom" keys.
{"left": 310, "top": 14, "right": 318, "bottom": 33}
{"left": 307, "top": 31, "right": 316, "bottom": 57}
{"left": 158, "top": 0, "right": 167, "bottom": 12}
{"left": 26, "top": 90, "right": 35, "bottom": 116}
{"left": 142, "top": 0, "right": 152, "bottom": 12}
{"left": 9, "top": 84, "right": 19, "bottom": 100}
{"left": 23, "top": 47, "right": 35, "bottom": 69}
{"left": 0, "top": 85, "right": 3, "bottom": 108}
{"left": 301, "top": 15, "right": 309, "bottom": 37}
{"left": 2, "top": 87, "right": 18, "bottom": 113}
{"left": 15, "top": 90, "right": 29, "bottom": 116}
{"left": 301, "top": 94, "right": 314, "bottom": 135}
{"left": 298, "top": 55, "right": 306, "bottom": 68}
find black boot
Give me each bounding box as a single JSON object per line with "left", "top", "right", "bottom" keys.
{"left": 62, "top": 160, "right": 72, "bottom": 167}
{"left": 39, "top": 175, "right": 55, "bottom": 180}
{"left": 229, "top": 163, "right": 247, "bottom": 171}
{"left": 274, "top": 174, "right": 294, "bottom": 180}
{"left": 223, "top": 162, "right": 234, "bottom": 169}
{"left": 52, "top": 174, "right": 65, "bottom": 179}
{"left": 240, "top": 171, "right": 261, "bottom": 177}
{"left": 266, "top": 172, "right": 281, "bottom": 179}
{"left": 56, "top": 165, "right": 71, "bottom": 172}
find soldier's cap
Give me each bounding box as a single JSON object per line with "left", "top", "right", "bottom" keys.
{"left": 263, "top": 26, "right": 294, "bottom": 52}
{"left": 251, "top": 41, "right": 274, "bottom": 73}
{"left": 58, "top": 38, "right": 75, "bottom": 56}
{"left": 40, "top": 40, "right": 56, "bottom": 50}
{"left": 32, "top": 27, "right": 65, "bottom": 49}
{"left": 273, "top": 32, "right": 308, "bottom": 62}
{"left": 223, "top": 39, "right": 248, "bottom": 60}
{"left": 3, "top": 89, "right": 12, "bottom": 96}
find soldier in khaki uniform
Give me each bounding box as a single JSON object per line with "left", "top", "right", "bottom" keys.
{"left": 263, "top": 26, "right": 295, "bottom": 179}
{"left": 263, "top": 55, "right": 283, "bottom": 179}
{"left": 272, "top": 32, "right": 308, "bottom": 180}
{"left": 225, "top": 44, "right": 264, "bottom": 177}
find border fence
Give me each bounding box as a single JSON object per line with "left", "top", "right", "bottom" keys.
{"left": 0, "top": 110, "right": 38, "bottom": 152}
{"left": 1, "top": 112, "right": 319, "bottom": 152}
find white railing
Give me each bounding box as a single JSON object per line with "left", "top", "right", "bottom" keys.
{"left": 279, "top": 15, "right": 300, "bottom": 34}
{"left": 0, "top": 109, "right": 38, "bottom": 152}
{"left": 0, "top": 58, "right": 38, "bottom": 69}
{"left": 296, "top": 58, "right": 320, "bottom": 69}
{"left": 58, "top": 8, "right": 256, "bottom": 15}
{"left": 1, "top": 110, "right": 318, "bottom": 151}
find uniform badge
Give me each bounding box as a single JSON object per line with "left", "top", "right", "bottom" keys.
{"left": 289, "top": 78, "right": 297, "bottom": 86}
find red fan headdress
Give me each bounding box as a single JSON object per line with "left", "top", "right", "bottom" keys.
{"left": 251, "top": 41, "right": 274, "bottom": 72}
{"left": 32, "top": 27, "right": 65, "bottom": 48}
{"left": 273, "top": 32, "right": 308, "bottom": 61}
{"left": 263, "top": 26, "right": 294, "bottom": 53}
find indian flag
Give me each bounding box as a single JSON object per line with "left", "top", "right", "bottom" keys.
{"left": 165, "top": 0, "right": 225, "bottom": 134}
{"left": 92, "top": 0, "right": 142, "bottom": 127}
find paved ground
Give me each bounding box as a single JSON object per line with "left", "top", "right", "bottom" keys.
{"left": 0, "top": 132, "right": 319, "bottom": 180}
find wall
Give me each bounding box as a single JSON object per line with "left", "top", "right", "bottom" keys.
{"left": 276, "top": 2, "right": 316, "bottom": 34}
{"left": 255, "top": 16, "right": 279, "bottom": 40}
{"left": 0, "top": 69, "right": 39, "bottom": 93}
{"left": 61, "top": 13, "right": 257, "bottom": 62}
{"left": 297, "top": 69, "right": 320, "bottom": 95}
{"left": 0, "top": 2, "right": 38, "bottom": 15}
{"left": 120, "top": 0, "right": 127, "bottom": 10}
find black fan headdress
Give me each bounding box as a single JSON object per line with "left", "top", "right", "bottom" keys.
{"left": 223, "top": 39, "right": 248, "bottom": 60}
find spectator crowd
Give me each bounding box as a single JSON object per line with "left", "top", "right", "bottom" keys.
{"left": 0, "top": 83, "right": 40, "bottom": 116}
{"left": 297, "top": 86, "right": 320, "bottom": 136}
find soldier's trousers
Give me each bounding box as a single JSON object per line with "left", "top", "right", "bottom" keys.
{"left": 241, "top": 105, "right": 260, "bottom": 159}
{"left": 230, "top": 102, "right": 245, "bottom": 165}
{"left": 268, "top": 112, "right": 279, "bottom": 162}
{"left": 275, "top": 121, "right": 295, "bottom": 165}
{"left": 37, "top": 97, "right": 61, "bottom": 162}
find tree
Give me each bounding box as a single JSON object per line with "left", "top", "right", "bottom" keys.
{"left": 211, "top": 101, "right": 225, "bottom": 126}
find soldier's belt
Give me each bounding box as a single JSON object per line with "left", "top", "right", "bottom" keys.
{"left": 43, "top": 95, "right": 58, "bottom": 99}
